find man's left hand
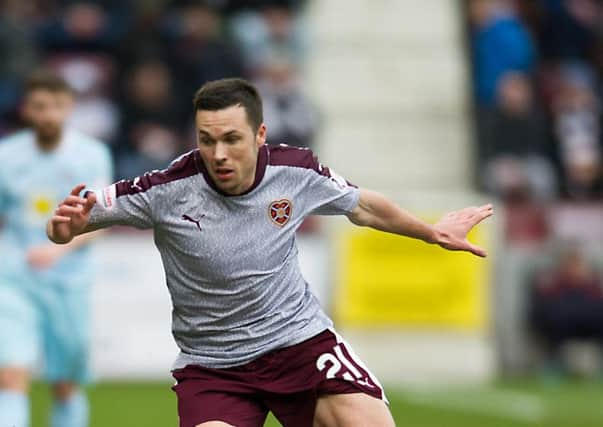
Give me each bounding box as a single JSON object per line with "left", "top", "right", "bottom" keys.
{"left": 433, "top": 204, "right": 494, "bottom": 257}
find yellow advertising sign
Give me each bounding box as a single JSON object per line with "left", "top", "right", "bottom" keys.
{"left": 335, "top": 223, "right": 491, "bottom": 331}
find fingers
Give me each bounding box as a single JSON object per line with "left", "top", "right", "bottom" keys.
{"left": 478, "top": 203, "right": 494, "bottom": 215}
{"left": 56, "top": 205, "right": 83, "bottom": 215}
{"left": 451, "top": 203, "right": 493, "bottom": 217}
{"left": 442, "top": 236, "right": 488, "bottom": 257}
{"left": 53, "top": 195, "right": 88, "bottom": 221}
{"left": 456, "top": 204, "right": 493, "bottom": 223}
{"left": 49, "top": 187, "right": 94, "bottom": 231}
{"left": 471, "top": 205, "right": 493, "bottom": 256}
{"left": 465, "top": 204, "right": 493, "bottom": 215}
{"left": 50, "top": 215, "right": 71, "bottom": 223}
{"left": 466, "top": 241, "right": 487, "bottom": 258}
{"left": 61, "top": 195, "right": 87, "bottom": 207}
{"left": 473, "top": 204, "right": 494, "bottom": 225}
{"left": 82, "top": 192, "right": 97, "bottom": 214}
{"left": 70, "top": 184, "right": 86, "bottom": 197}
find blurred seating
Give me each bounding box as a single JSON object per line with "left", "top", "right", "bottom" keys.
{"left": 0, "top": 0, "right": 311, "bottom": 183}
{"left": 469, "top": 0, "right": 603, "bottom": 202}
{"left": 228, "top": 0, "right": 309, "bottom": 75}
{"left": 253, "top": 54, "right": 319, "bottom": 149}
{"left": 551, "top": 61, "right": 603, "bottom": 199}
{"left": 478, "top": 72, "right": 557, "bottom": 201}
{"left": 468, "top": 0, "right": 603, "bottom": 379}
{"left": 527, "top": 245, "right": 603, "bottom": 377}
{"left": 116, "top": 59, "right": 186, "bottom": 179}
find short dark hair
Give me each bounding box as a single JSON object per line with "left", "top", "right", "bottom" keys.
{"left": 25, "top": 70, "right": 73, "bottom": 95}
{"left": 193, "top": 78, "right": 263, "bottom": 131}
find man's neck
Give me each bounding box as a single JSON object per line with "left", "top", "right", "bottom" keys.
{"left": 233, "top": 169, "right": 257, "bottom": 195}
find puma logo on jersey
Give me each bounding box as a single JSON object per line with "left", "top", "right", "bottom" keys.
{"left": 182, "top": 214, "right": 205, "bottom": 232}
{"left": 131, "top": 176, "right": 143, "bottom": 191}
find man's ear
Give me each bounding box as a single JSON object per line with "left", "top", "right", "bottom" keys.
{"left": 256, "top": 123, "right": 267, "bottom": 147}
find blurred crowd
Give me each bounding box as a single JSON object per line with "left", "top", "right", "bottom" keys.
{"left": 469, "top": 0, "right": 603, "bottom": 202}
{"left": 0, "top": 0, "right": 319, "bottom": 180}
{"left": 528, "top": 244, "right": 603, "bottom": 377}
{"left": 468, "top": 0, "right": 603, "bottom": 379}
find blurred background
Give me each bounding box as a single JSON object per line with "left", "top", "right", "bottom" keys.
{"left": 1, "top": 0, "right": 603, "bottom": 426}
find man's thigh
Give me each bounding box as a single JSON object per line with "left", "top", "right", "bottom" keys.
{"left": 314, "top": 392, "right": 395, "bottom": 427}
{"left": 0, "top": 284, "right": 39, "bottom": 369}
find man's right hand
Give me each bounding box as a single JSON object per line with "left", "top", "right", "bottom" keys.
{"left": 47, "top": 184, "right": 96, "bottom": 244}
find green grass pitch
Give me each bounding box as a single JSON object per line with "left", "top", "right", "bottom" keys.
{"left": 30, "top": 380, "right": 603, "bottom": 426}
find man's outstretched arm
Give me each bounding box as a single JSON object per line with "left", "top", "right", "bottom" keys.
{"left": 47, "top": 184, "right": 102, "bottom": 244}
{"left": 347, "top": 189, "right": 493, "bottom": 257}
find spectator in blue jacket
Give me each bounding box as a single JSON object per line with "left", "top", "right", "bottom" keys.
{"left": 470, "top": 0, "right": 537, "bottom": 106}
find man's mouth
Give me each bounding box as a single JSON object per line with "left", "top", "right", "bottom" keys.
{"left": 215, "top": 168, "right": 235, "bottom": 181}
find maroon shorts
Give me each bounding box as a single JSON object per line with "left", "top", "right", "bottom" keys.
{"left": 171, "top": 329, "right": 386, "bottom": 427}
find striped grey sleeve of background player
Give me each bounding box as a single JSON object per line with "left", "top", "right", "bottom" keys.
{"left": 87, "top": 173, "right": 155, "bottom": 229}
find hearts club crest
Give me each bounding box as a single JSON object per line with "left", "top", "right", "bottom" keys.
{"left": 269, "top": 199, "right": 292, "bottom": 226}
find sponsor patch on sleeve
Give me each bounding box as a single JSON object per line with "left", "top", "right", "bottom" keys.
{"left": 99, "top": 184, "right": 117, "bottom": 209}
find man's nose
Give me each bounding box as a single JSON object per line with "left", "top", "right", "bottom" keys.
{"left": 213, "top": 142, "right": 228, "bottom": 162}
{"left": 44, "top": 109, "right": 62, "bottom": 123}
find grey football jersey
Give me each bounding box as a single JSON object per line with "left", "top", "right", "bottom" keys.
{"left": 89, "top": 144, "right": 360, "bottom": 369}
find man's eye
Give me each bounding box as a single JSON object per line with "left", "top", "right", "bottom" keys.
{"left": 225, "top": 136, "right": 240, "bottom": 144}
{"left": 199, "top": 138, "right": 213, "bottom": 145}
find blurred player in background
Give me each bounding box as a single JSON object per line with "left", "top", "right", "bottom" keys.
{"left": 0, "top": 72, "right": 112, "bottom": 427}
{"left": 47, "top": 78, "right": 492, "bottom": 427}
